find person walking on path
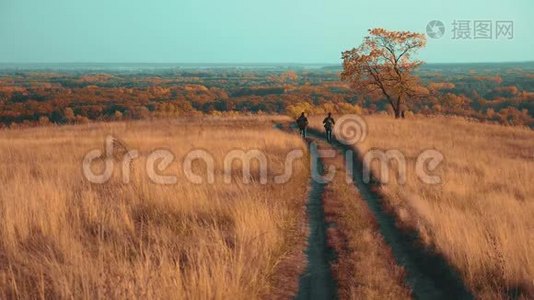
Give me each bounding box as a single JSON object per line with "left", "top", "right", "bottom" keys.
{"left": 296, "top": 112, "right": 309, "bottom": 138}
{"left": 323, "top": 113, "right": 335, "bottom": 143}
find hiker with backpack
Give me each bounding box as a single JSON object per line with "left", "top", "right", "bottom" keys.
{"left": 296, "top": 112, "right": 309, "bottom": 138}
{"left": 323, "top": 113, "right": 335, "bottom": 143}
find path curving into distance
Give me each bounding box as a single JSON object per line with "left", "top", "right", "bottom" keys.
{"left": 305, "top": 127, "right": 473, "bottom": 300}
{"left": 295, "top": 140, "right": 338, "bottom": 300}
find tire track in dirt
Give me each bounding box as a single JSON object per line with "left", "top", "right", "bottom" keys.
{"left": 295, "top": 140, "right": 338, "bottom": 300}
{"left": 306, "top": 127, "right": 473, "bottom": 300}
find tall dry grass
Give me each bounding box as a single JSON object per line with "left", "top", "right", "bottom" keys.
{"left": 0, "top": 116, "right": 309, "bottom": 299}
{"left": 312, "top": 114, "right": 534, "bottom": 298}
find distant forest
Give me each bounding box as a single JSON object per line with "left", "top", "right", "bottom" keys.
{"left": 0, "top": 62, "right": 532, "bottom": 127}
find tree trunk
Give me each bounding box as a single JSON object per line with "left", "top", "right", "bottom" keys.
{"left": 394, "top": 96, "right": 403, "bottom": 119}
{"left": 387, "top": 96, "right": 403, "bottom": 119}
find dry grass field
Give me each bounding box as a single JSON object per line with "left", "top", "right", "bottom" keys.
{"left": 311, "top": 114, "right": 534, "bottom": 298}
{"left": 0, "top": 116, "right": 310, "bottom": 299}
{"left": 2, "top": 112, "right": 533, "bottom": 299}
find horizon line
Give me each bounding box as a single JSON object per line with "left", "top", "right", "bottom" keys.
{"left": 0, "top": 60, "right": 533, "bottom": 66}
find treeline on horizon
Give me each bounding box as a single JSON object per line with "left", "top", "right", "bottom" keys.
{"left": 0, "top": 63, "right": 533, "bottom": 128}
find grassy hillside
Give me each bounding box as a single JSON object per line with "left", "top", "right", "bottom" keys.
{"left": 311, "top": 114, "right": 534, "bottom": 297}
{"left": 0, "top": 116, "right": 309, "bottom": 299}
{"left": 1, "top": 113, "right": 532, "bottom": 298}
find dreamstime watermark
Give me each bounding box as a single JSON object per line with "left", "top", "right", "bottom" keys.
{"left": 328, "top": 114, "right": 444, "bottom": 185}
{"left": 82, "top": 115, "right": 445, "bottom": 186}
{"left": 82, "top": 136, "right": 306, "bottom": 185}
{"left": 334, "top": 114, "right": 367, "bottom": 145}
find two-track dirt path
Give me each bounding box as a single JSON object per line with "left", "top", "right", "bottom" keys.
{"left": 292, "top": 122, "right": 473, "bottom": 300}
{"left": 295, "top": 141, "right": 337, "bottom": 300}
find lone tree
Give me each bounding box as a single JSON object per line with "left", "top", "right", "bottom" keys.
{"left": 341, "top": 28, "right": 427, "bottom": 118}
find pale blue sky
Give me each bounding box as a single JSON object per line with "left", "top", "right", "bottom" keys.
{"left": 0, "top": 0, "right": 532, "bottom": 63}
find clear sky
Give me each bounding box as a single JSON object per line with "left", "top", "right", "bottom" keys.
{"left": 0, "top": 0, "right": 532, "bottom": 64}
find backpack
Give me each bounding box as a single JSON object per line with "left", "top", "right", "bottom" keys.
{"left": 297, "top": 116, "right": 308, "bottom": 129}
{"left": 324, "top": 117, "right": 334, "bottom": 130}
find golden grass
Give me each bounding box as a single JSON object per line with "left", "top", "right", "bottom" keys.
{"left": 0, "top": 116, "right": 309, "bottom": 299}
{"left": 311, "top": 114, "right": 534, "bottom": 298}
{"left": 315, "top": 140, "right": 411, "bottom": 299}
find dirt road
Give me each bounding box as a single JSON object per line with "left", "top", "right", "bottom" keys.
{"left": 291, "top": 122, "right": 473, "bottom": 299}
